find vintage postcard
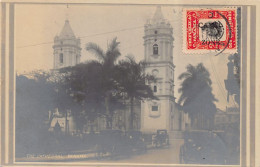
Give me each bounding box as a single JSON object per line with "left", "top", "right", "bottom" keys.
{"left": 0, "top": 0, "right": 259, "bottom": 167}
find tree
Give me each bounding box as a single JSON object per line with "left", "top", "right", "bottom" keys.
{"left": 85, "top": 37, "right": 121, "bottom": 129}
{"left": 31, "top": 70, "right": 77, "bottom": 131}
{"left": 60, "top": 61, "right": 106, "bottom": 131}
{"left": 115, "top": 56, "right": 157, "bottom": 130}
{"left": 16, "top": 74, "right": 54, "bottom": 131}
{"left": 178, "top": 63, "right": 217, "bottom": 130}
{"left": 16, "top": 73, "right": 59, "bottom": 156}
{"left": 25, "top": 70, "right": 58, "bottom": 128}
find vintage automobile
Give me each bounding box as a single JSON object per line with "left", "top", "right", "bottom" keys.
{"left": 94, "top": 129, "right": 132, "bottom": 159}
{"left": 126, "top": 130, "right": 147, "bottom": 153}
{"left": 179, "top": 131, "right": 228, "bottom": 164}
{"left": 152, "top": 129, "right": 170, "bottom": 148}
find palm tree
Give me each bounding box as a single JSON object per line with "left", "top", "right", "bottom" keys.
{"left": 85, "top": 37, "right": 121, "bottom": 129}
{"left": 60, "top": 61, "right": 106, "bottom": 131}
{"left": 116, "top": 56, "right": 157, "bottom": 130}
{"left": 178, "top": 63, "right": 217, "bottom": 130}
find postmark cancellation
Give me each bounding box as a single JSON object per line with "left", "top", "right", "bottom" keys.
{"left": 183, "top": 8, "right": 238, "bottom": 54}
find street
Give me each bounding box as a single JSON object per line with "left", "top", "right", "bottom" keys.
{"left": 84, "top": 139, "right": 184, "bottom": 164}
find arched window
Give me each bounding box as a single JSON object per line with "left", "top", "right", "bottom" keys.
{"left": 153, "top": 85, "right": 157, "bottom": 92}
{"left": 59, "top": 53, "right": 63, "bottom": 64}
{"left": 153, "top": 44, "right": 158, "bottom": 55}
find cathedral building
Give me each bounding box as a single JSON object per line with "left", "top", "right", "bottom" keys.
{"left": 141, "top": 6, "right": 183, "bottom": 133}
{"left": 49, "top": 7, "right": 185, "bottom": 134}
{"left": 53, "top": 20, "right": 81, "bottom": 69}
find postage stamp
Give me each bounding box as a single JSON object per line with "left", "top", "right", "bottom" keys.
{"left": 183, "top": 8, "right": 237, "bottom": 54}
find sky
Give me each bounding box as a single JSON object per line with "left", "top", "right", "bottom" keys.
{"left": 15, "top": 4, "right": 239, "bottom": 110}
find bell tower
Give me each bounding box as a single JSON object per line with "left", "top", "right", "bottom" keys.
{"left": 53, "top": 20, "right": 81, "bottom": 69}
{"left": 141, "top": 6, "right": 176, "bottom": 133}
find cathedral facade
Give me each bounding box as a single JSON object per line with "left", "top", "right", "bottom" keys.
{"left": 50, "top": 7, "right": 184, "bottom": 134}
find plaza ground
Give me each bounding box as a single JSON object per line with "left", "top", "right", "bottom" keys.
{"left": 86, "top": 139, "right": 184, "bottom": 164}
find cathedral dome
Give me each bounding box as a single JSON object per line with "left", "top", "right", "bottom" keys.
{"left": 151, "top": 6, "right": 166, "bottom": 24}
{"left": 59, "top": 19, "right": 76, "bottom": 39}
{"left": 53, "top": 19, "right": 81, "bottom": 69}
{"left": 145, "top": 6, "right": 171, "bottom": 30}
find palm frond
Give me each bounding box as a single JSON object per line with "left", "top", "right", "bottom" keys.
{"left": 125, "top": 54, "right": 136, "bottom": 63}
{"left": 186, "top": 64, "right": 196, "bottom": 74}
{"left": 178, "top": 72, "right": 191, "bottom": 80}
{"left": 108, "top": 37, "right": 120, "bottom": 52}
{"left": 85, "top": 42, "right": 105, "bottom": 62}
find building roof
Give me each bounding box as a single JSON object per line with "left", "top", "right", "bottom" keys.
{"left": 151, "top": 6, "right": 165, "bottom": 24}
{"left": 50, "top": 117, "right": 65, "bottom": 128}
{"left": 59, "top": 19, "right": 76, "bottom": 39}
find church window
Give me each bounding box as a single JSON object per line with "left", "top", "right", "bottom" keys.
{"left": 153, "top": 44, "right": 158, "bottom": 55}
{"left": 153, "top": 85, "right": 157, "bottom": 92}
{"left": 152, "top": 106, "right": 158, "bottom": 111}
{"left": 61, "top": 41, "right": 63, "bottom": 45}
{"left": 59, "top": 53, "right": 63, "bottom": 64}
{"left": 154, "top": 39, "right": 157, "bottom": 42}
{"left": 154, "top": 30, "right": 158, "bottom": 34}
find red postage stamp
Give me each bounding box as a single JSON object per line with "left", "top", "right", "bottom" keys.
{"left": 183, "top": 8, "right": 237, "bottom": 54}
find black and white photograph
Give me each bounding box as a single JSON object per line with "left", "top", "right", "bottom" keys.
{"left": 0, "top": 1, "right": 258, "bottom": 167}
